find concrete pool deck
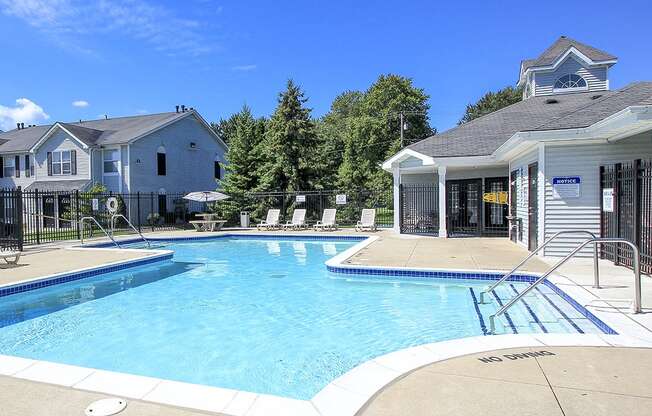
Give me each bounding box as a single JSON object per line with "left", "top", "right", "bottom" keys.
{"left": 2, "top": 229, "right": 652, "bottom": 416}
{"left": 358, "top": 345, "right": 652, "bottom": 416}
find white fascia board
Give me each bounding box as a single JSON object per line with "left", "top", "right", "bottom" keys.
{"left": 432, "top": 155, "right": 501, "bottom": 167}
{"left": 29, "top": 123, "right": 90, "bottom": 153}
{"left": 381, "top": 149, "right": 435, "bottom": 171}
{"left": 521, "top": 47, "right": 617, "bottom": 78}
{"left": 495, "top": 105, "right": 652, "bottom": 160}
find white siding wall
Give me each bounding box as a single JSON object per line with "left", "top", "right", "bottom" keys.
{"left": 34, "top": 130, "right": 90, "bottom": 181}
{"left": 400, "top": 166, "right": 508, "bottom": 185}
{"left": 447, "top": 166, "right": 507, "bottom": 180}
{"left": 401, "top": 172, "right": 436, "bottom": 184}
{"left": 0, "top": 153, "right": 34, "bottom": 189}
{"left": 534, "top": 56, "right": 608, "bottom": 96}
{"left": 509, "top": 149, "right": 539, "bottom": 248}
{"left": 543, "top": 132, "right": 652, "bottom": 256}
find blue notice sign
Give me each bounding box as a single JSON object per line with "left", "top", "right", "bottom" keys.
{"left": 552, "top": 176, "right": 581, "bottom": 198}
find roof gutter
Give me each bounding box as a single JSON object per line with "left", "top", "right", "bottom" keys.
{"left": 494, "top": 105, "right": 652, "bottom": 161}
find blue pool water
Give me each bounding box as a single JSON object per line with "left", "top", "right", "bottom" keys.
{"left": 0, "top": 237, "right": 605, "bottom": 399}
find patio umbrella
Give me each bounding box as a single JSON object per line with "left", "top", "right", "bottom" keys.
{"left": 183, "top": 191, "right": 230, "bottom": 203}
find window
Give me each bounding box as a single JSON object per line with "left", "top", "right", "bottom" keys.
{"left": 214, "top": 160, "right": 221, "bottom": 179}
{"left": 103, "top": 149, "right": 119, "bottom": 174}
{"left": 25, "top": 155, "right": 31, "bottom": 178}
{"left": 14, "top": 156, "right": 20, "bottom": 178}
{"left": 554, "top": 74, "right": 587, "bottom": 91}
{"left": 3, "top": 156, "right": 15, "bottom": 177}
{"left": 157, "top": 146, "right": 166, "bottom": 176}
{"left": 52, "top": 150, "right": 72, "bottom": 175}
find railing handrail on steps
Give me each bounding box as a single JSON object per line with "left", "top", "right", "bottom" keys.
{"left": 110, "top": 214, "right": 151, "bottom": 248}
{"left": 488, "top": 237, "right": 642, "bottom": 334}
{"left": 479, "top": 230, "right": 601, "bottom": 304}
{"left": 80, "top": 216, "right": 120, "bottom": 248}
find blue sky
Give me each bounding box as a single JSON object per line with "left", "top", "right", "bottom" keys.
{"left": 1, "top": 0, "right": 651, "bottom": 133}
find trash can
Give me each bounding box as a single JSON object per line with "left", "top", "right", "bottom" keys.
{"left": 240, "top": 211, "right": 250, "bottom": 228}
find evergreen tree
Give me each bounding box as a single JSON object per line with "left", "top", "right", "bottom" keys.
{"left": 257, "top": 80, "right": 318, "bottom": 193}
{"left": 459, "top": 86, "right": 522, "bottom": 124}
{"left": 217, "top": 105, "right": 266, "bottom": 222}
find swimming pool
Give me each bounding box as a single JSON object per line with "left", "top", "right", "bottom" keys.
{"left": 0, "top": 236, "right": 609, "bottom": 399}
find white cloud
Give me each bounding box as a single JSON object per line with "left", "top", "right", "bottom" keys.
{"left": 0, "top": 98, "right": 50, "bottom": 131}
{"left": 232, "top": 64, "right": 257, "bottom": 72}
{"left": 72, "top": 100, "right": 89, "bottom": 108}
{"left": 0, "top": 0, "right": 213, "bottom": 56}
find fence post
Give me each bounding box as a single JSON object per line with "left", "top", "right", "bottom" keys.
{"left": 614, "top": 163, "right": 622, "bottom": 265}
{"left": 34, "top": 188, "right": 41, "bottom": 245}
{"left": 150, "top": 192, "right": 155, "bottom": 232}
{"left": 16, "top": 187, "right": 24, "bottom": 251}
{"left": 633, "top": 159, "right": 641, "bottom": 252}
{"left": 137, "top": 192, "right": 141, "bottom": 232}
{"left": 75, "top": 190, "right": 81, "bottom": 240}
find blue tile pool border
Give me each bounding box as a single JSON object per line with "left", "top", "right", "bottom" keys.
{"left": 6, "top": 233, "right": 618, "bottom": 336}
{"left": 88, "top": 234, "right": 368, "bottom": 248}
{"left": 0, "top": 252, "right": 173, "bottom": 298}
{"left": 327, "top": 263, "right": 618, "bottom": 335}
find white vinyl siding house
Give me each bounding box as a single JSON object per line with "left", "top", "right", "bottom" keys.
{"left": 534, "top": 56, "right": 609, "bottom": 96}
{"left": 34, "top": 130, "right": 89, "bottom": 181}
{"left": 384, "top": 36, "right": 652, "bottom": 259}
{"left": 542, "top": 132, "right": 652, "bottom": 256}
{"left": 0, "top": 109, "right": 227, "bottom": 194}
{"left": 508, "top": 148, "right": 539, "bottom": 248}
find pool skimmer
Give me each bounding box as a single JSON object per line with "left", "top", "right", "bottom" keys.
{"left": 85, "top": 398, "right": 127, "bottom": 416}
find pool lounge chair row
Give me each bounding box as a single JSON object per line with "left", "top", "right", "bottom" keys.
{"left": 256, "top": 208, "right": 377, "bottom": 232}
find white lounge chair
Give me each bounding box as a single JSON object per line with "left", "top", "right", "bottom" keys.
{"left": 355, "top": 209, "right": 377, "bottom": 231}
{"left": 282, "top": 209, "right": 306, "bottom": 230}
{"left": 0, "top": 248, "right": 21, "bottom": 265}
{"left": 313, "top": 209, "right": 338, "bottom": 231}
{"left": 257, "top": 209, "right": 281, "bottom": 230}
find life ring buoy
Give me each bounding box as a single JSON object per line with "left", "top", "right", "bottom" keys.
{"left": 106, "top": 197, "right": 119, "bottom": 213}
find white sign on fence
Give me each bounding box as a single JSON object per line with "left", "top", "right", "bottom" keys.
{"left": 296, "top": 195, "right": 306, "bottom": 203}
{"left": 335, "top": 194, "right": 347, "bottom": 205}
{"left": 92, "top": 199, "right": 99, "bottom": 211}
{"left": 602, "top": 188, "right": 614, "bottom": 212}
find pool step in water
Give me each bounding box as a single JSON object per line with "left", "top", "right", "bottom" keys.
{"left": 473, "top": 283, "right": 603, "bottom": 335}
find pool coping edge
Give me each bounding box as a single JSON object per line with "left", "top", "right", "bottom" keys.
{"left": 1, "top": 233, "right": 650, "bottom": 416}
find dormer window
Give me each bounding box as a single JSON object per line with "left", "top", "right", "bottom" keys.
{"left": 553, "top": 74, "right": 587, "bottom": 92}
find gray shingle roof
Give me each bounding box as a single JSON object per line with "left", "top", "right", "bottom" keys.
{"left": 24, "top": 180, "right": 91, "bottom": 192}
{"left": 0, "top": 125, "right": 51, "bottom": 153}
{"left": 0, "top": 112, "right": 188, "bottom": 153}
{"left": 407, "top": 82, "right": 652, "bottom": 158}
{"left": 59, "top": 123, "right": 104, "bottom": 146}
{"left": 522, "top": 36, "right": 617, "bottom": 73}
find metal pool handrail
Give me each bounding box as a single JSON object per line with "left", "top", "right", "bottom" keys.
{"left": 110, "top": 214, "right": 151, "bottom": 248}
{"left": 488, "top": 238, "right": 642, "bottom": 334}
{"left": 80, "top": 216, "right": 120, "bottom": 248}
{"left": 479, "top": 230, "right": 600, "bottom": 304}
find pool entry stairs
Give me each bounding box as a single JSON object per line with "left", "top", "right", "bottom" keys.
{"left": 472, "top": 284, "right": 601, "bottom": 335}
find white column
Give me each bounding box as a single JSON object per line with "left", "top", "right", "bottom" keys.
{"left": 438, "top": 165, "right": 447, "bottom": 237}
{"left": 392, "top": 166, "right": 401, "bottom": 233}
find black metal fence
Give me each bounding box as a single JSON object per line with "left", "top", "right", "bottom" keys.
{"left": 18, "top": 190, "right": 207, "bottom": 246}
{"left": 0, "top": 188, "right": 22, "bottom": 251}
{"left": 248, "top": 189, "right": 393, "bottom": 228}
{"left": 399, "top": 184, "right": 439, "bottom": 234}
{"left": 0, "top": 187, "right": 393, "bottom": 248}
{"left": 600, "top": 159, "right": 652, "bottom": 274}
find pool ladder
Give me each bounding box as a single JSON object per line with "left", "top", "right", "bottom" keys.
{"left": 80, "top": 216, "right": 121, "bottom": 248}
{"left": 481, "top": 232, "right": 642, "bottom": 335}
{"left": 110, "top": 214, "right": 151, "bottom": 248}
